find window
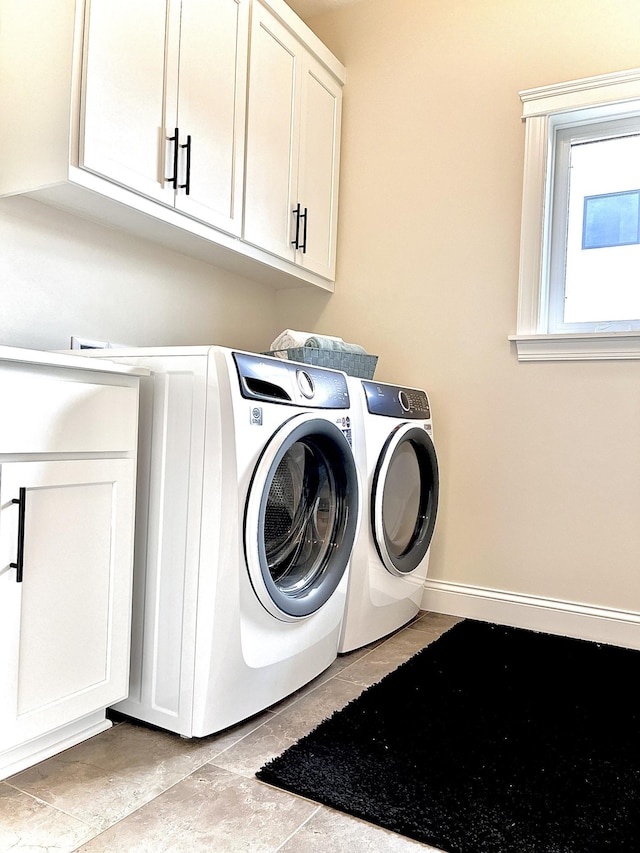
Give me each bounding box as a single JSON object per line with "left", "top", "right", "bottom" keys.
{"left": 582, "top": 189, "right": 640, "bottom": 252}
{"left": 511, "top": 68, "right": 640, "bottom": 361}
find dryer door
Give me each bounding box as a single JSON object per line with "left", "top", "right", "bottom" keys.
{"left": 245, "top": 413, "right": 359, "bottom": 620}
{"left": 372, "top": 423, "right": 439, "bottom": 576}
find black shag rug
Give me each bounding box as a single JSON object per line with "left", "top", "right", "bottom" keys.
{"left": 256, "top": 619, "right": 640, "bottom": 852}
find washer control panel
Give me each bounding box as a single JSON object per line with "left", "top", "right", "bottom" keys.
{"left": 362, "top": 380, "right": 431, "bottom": 419}
{"left": 234, "top": 351, "right": 350, "bottom": 409}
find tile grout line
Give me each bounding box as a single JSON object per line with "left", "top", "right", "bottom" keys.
{"left": 3, "top": 780, "right": 101, "bottom": 839}
{"left": 271, "top": 804, "right": 323, "bottom": 852}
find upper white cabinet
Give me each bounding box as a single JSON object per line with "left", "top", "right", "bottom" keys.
{"left": 79, "top": 0, "right": 171, "bottom": 205}
{"left": 0, "top": 0, "right": 344, "bottom": 289}
{"left": 243, "top": 0, "right": 342, "bottom": 280}
{"left": 170, "top": 0, "right": 249, "bottom": 231}
{"left": 81, "top": 0, "right": 248, "bottom": 235}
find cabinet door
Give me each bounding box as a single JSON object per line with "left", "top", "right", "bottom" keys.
{"left": 296, "top": 54, "right": 342, "bottom": 280}
{"left": 80, "top": 0, "right": 176, "bottom": 205}
{"left": 0, "top": 459, "right": 135, "bottom": 752}
{"left": 243, "top": 1, "right": 300, "bottom": 261}
{"left": 174, "top": 0, "right": 248, "bottom": 234}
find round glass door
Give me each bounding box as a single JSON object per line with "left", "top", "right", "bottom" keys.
{"left": 245, "top": 415, "right": 359, "bottom": 620}
{"left": 372, "top": 424, "right": 438, "bottom": 575}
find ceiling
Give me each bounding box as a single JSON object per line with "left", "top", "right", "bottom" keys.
{"left": 286, "top": 0, "right": 365, "bottom": 20}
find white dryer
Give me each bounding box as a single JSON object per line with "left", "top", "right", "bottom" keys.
{"left": 80, "top": 346, "right": 359, "bottom": 737}
{"left": 338, "top": 377, "right": 439, "bottom": 653}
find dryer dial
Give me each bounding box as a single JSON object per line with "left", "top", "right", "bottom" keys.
{"left": 398, "top": 390, "right": 411, "bottom": 412}
{"left": 296, "top": 369, "right": 315, "bottom": 399}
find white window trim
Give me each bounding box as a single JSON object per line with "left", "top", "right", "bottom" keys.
{"left": 510, "top": 67, "right": 640, "bottom": 361}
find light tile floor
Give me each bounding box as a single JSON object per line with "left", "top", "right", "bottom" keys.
{"left": 1, "top": 611, "right": 460, "bottom": 853}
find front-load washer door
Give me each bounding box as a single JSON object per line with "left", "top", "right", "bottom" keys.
{"left": 245, "top": 413, "right": 359, "bottom": 621}
{"left": 372, "top": 423, "right": 439, "bottom": 576}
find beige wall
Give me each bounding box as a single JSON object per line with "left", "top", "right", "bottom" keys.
{"left": 3, "top": 0, "right": 640, "bottom": 634}
{"left": 277, "top": 0, "right": 640, "bottom": 618}
{"left": 0, "top": 196, "right": 279, "bottom": 352}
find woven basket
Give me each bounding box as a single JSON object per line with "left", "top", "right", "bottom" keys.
{"left": 265, "top": 347, "right": 378, "bottom": 379}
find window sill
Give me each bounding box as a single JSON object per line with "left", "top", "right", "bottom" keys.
{"left": 509, "top": 331, "right": 640, "bottom": 361}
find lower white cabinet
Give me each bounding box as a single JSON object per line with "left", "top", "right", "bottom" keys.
{"left": 0, "top": 349, "right": 143, "bottom": 780}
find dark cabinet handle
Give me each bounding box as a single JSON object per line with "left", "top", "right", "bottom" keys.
{"left": 179, "top": 135, "right": 192, "bottom": 195}
{"left": 166, "top": 127, "right": 179, "bottom": 190}
{"left": 300, "top": 206, "right": 308, "bottom": 254}
{"left": 10, "top": 487, "right": 26, "bottom": 583}
{"left": 291, "top": 204, "right": 308, "bottom": 253}
{"left": 291, "top": 202, "right": 301, "bottom": 249}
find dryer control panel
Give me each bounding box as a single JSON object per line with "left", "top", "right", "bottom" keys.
{"left": 234, "top": 352, "right": 350, "bottom": 409}
{"left": 362, "top": 380, "right": 431, "bottom": 419}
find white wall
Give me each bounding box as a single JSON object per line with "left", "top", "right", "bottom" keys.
{"left": 0, "top": 196, "right": 279, "bottom": 352}
{"left": 277, "top": 0, "right": 640, "bottom": 642}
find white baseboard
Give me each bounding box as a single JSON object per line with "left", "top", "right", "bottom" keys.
{"left": 422, "top": 579, "right": 640, "bottom": 650}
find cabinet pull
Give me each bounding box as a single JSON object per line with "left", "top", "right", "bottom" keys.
{"left": 166, "top": 127, "right": 180, "bottom": 190}
{"left": 300, "top": 206, "right": 308, "bottom": 254}
{"left": 179, "top": 135, "right": 192, "bottom": 195}
{"left": 291, "top": 202, "right": 301, "bottom": 249}
{"left": 10, "top": 487, "right": 26, "bottom": 583}
{"left": 291, "top": 204, "right": 308, "bottom": 253}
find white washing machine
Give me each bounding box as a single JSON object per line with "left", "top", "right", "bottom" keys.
{"left": 338, "top": 377, "right": 439, "bottom": 653}
{"left": 79, "top": 346, "right": 359, "bottom": 737}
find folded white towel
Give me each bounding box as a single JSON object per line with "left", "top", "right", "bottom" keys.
{"left": 270, "top": 329, "right": 342, "bottom": 351}
{"left": 269, "top": 330, "right": 369, "bottom": 359}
